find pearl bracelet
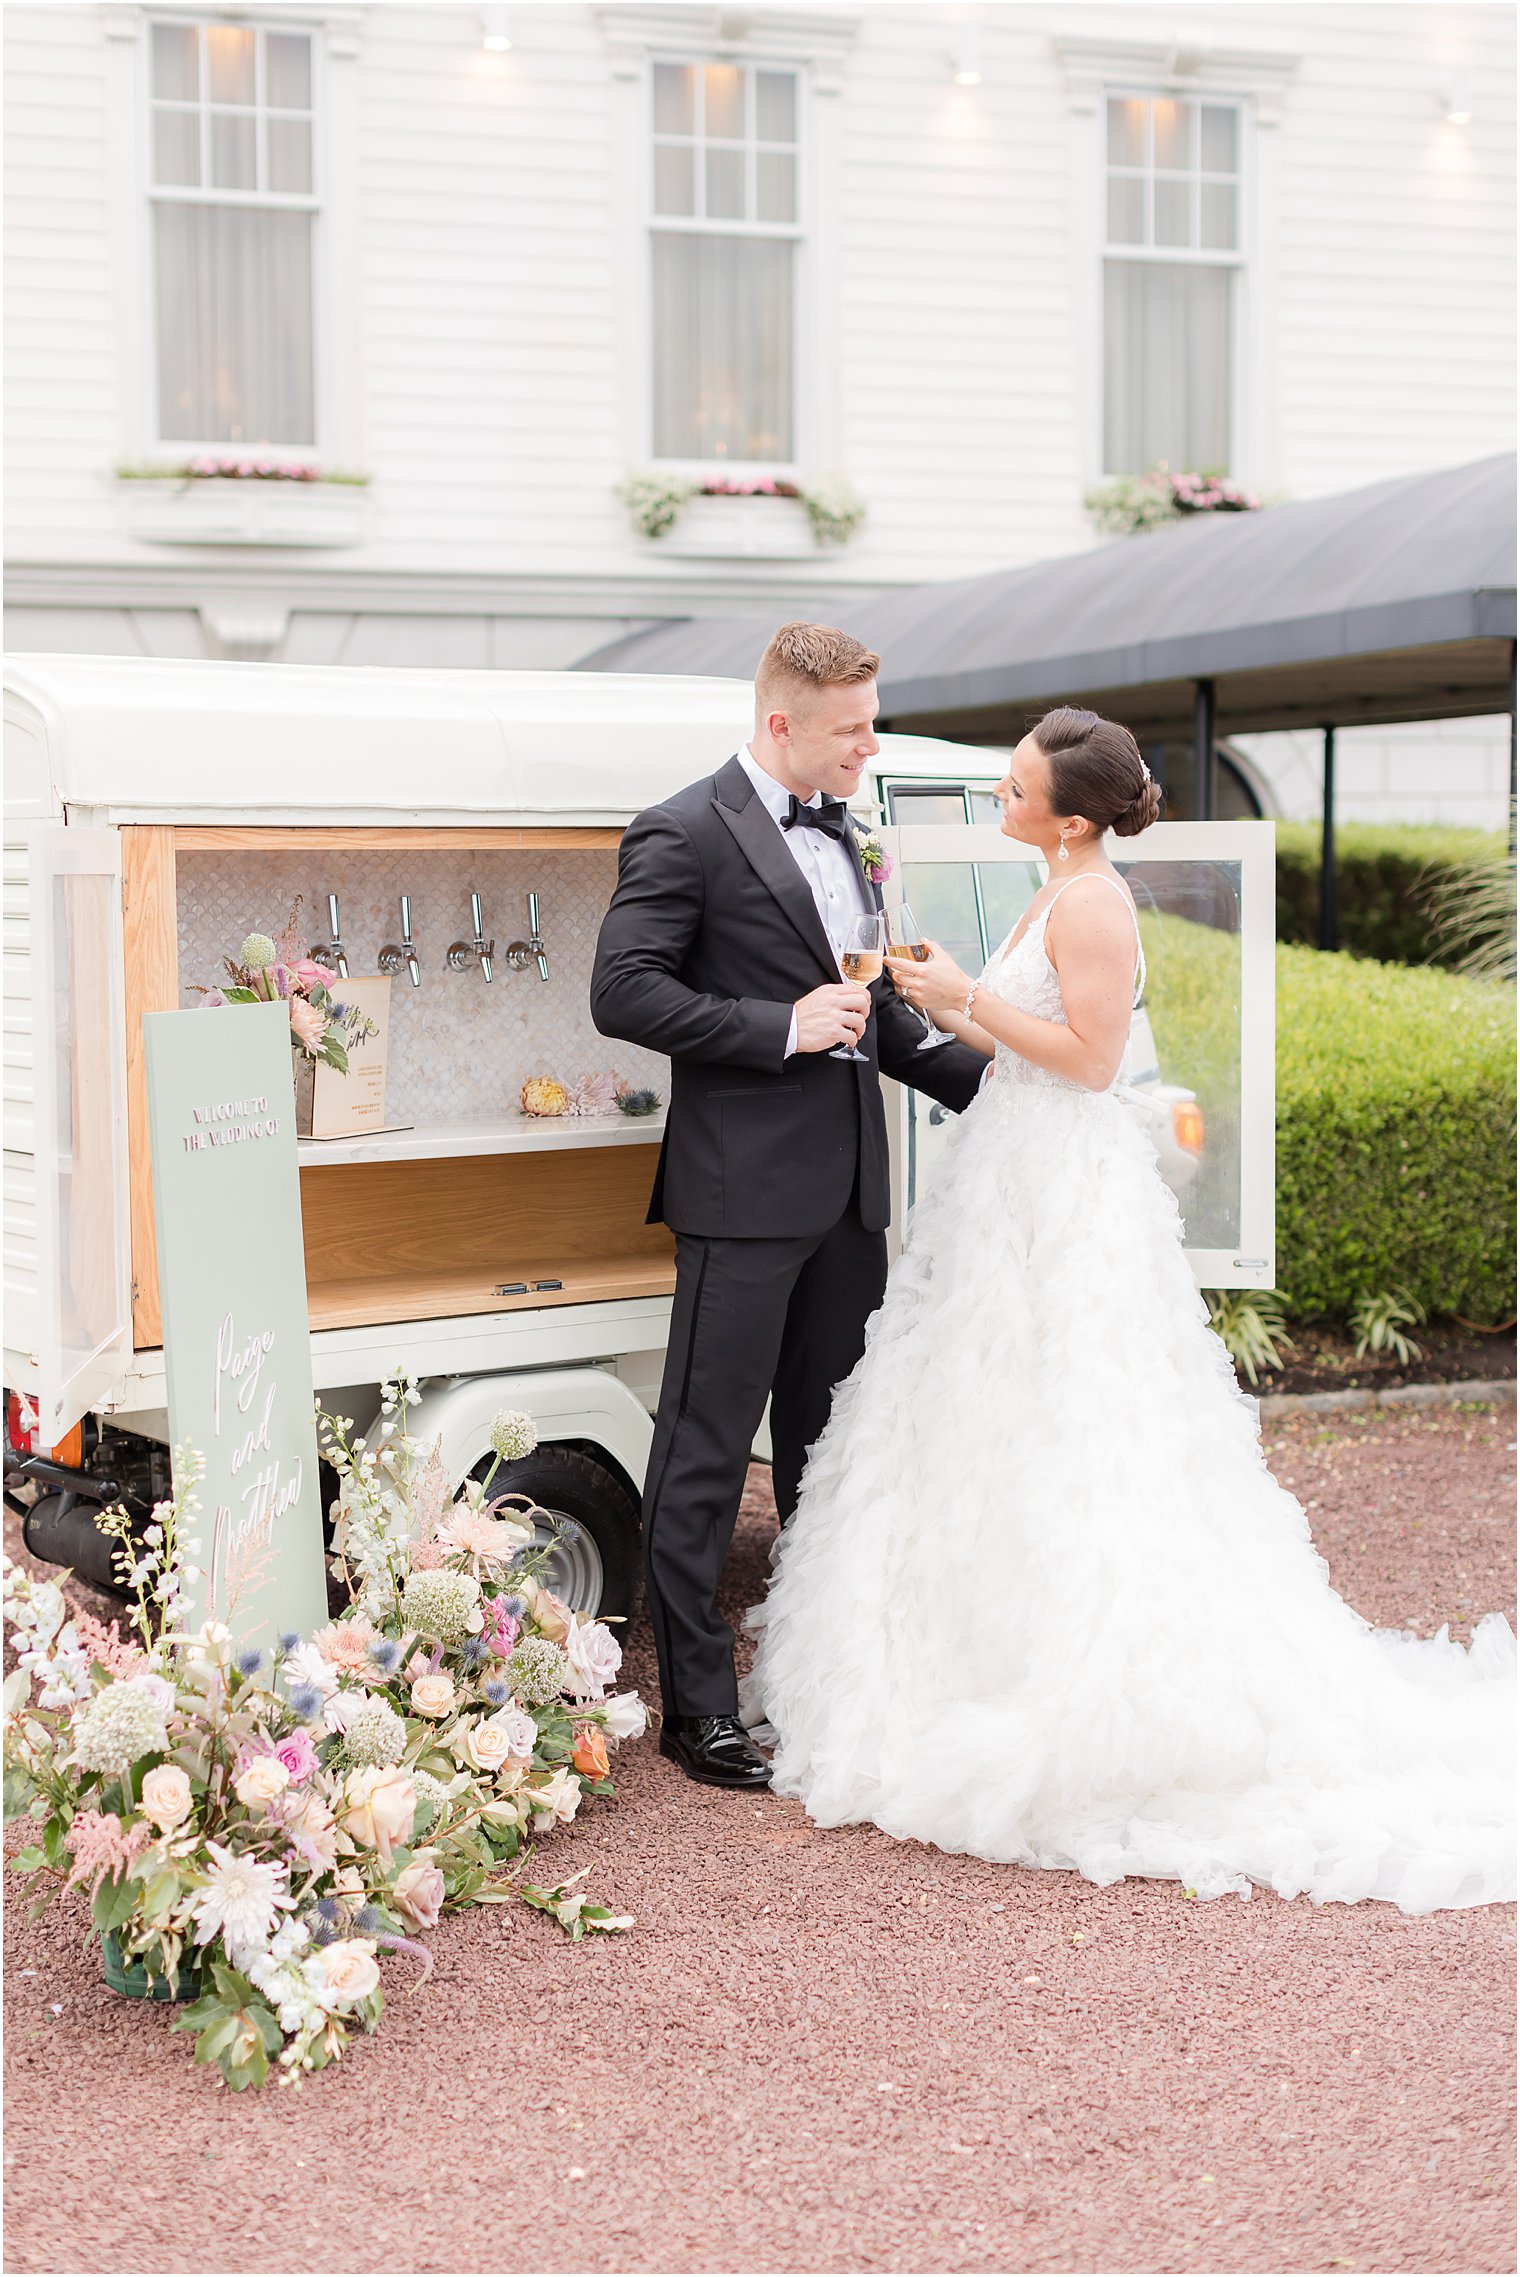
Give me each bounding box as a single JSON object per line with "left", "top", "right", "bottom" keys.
{"left": 963, "top": 981, "right": 981, "bottom": 1020}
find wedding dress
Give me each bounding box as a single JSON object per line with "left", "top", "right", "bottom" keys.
{"left": 743, "top": 873, "right": 1515, "bottom": 1913}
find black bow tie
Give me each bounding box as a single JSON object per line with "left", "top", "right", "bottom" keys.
{"left": 781, "top": 793, "right": 851, "bottom": 842}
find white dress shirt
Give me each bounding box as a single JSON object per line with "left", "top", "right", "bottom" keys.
{"left": 738, "top": 747, "right": 871, "bottom": 1058}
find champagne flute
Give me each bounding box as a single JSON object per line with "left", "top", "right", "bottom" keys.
{"left": 885, "top": 899, "right": 956, "bottom": 1050}
{"left": 831, "top": 911, "right": 885, "bottom": 1062}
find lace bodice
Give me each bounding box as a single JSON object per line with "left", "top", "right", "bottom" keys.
{"left": 980, "top": 873, "right": 1145, "bottom": 1095}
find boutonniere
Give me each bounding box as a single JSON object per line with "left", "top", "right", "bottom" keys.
{"left": 852, "top": 825, "right": 893, "bottom": 885}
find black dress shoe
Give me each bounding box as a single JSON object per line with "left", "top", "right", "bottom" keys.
{"left": 660, "top": 1714, "right": 771, "bottom": 1788}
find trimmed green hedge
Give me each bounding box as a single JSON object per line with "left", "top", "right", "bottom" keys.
{"left": 1275, "top": 822, "right": 1507, "bottom": 967}
{"left": 1143, "top": 918, "right": 1516, "bottom": 1322}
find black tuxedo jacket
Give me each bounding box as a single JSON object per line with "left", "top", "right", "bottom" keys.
{"left": 590, "top": 755, "right": 987, "bottom": 1238}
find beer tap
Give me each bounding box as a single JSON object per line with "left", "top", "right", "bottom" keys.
{"left": 446, "top": 890, "right": 495, "bottom": 982}
{"left": 506, "top": 891, "right": 550, "bottom": 982}
{"left": 378, "top": 894, "right": 422, "bottom": 988}
{"left": 309, "top": 892, "right": 349, "bottom": 980}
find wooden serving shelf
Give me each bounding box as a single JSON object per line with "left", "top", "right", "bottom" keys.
{"left": 297, "top": 1141, "right": 674, "bottom": 1336}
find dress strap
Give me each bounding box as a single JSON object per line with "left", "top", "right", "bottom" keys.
{"left": 1042, "top": 872, "right": 1147, "bottom": 1002}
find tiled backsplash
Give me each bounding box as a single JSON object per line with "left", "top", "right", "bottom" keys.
{"left": 176, "top": 850, "right": 668, "bottom": 1128}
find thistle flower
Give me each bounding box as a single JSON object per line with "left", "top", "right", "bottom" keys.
{"left": 459, "top": 1636, "right": 487, "bottom": 1667}
{"left": 288, "top": 1684, "right": 324, "bottom": 1723}
{"left": 367, "top": 1638, "right": 403, "bottom": 1675}
{"left": 489, "top": 1409, "right": 537, "bottom": 1465}
{"left": 278, "top": 1631, "right": 301, "bottom": 1653}
{"left": 483, "top": 1678, "right": 510, "bottom": 1706}
{"left": 241, "top": 932, "right": 277, "bottom": 971}
{"left": 401, "top": 1568, "right": 482, "bottom": 1649}
{"left": 235, "top": 1649, "right": 264, "bottom": 1677}
{"left": 504, "top": 1634, "right": 570, "bottom": 1707}
{"left": 71, "top": 1676, "right": 171, "bottom": 1775}
{"left": 341, "top": 1697, "right": 408, "bottom": 1769}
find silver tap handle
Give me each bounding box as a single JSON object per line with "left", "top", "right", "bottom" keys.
{"left": 470, "top": 890, "right": 485, "bottom": 941}
{"left": 527, "top": 891, "right": 540, "bottom": 936}
{"left": 327, "top": 892, "right": 342, "bottom": 938}
{"left": 399, "top": 894, "right": 413, "bottom": 945}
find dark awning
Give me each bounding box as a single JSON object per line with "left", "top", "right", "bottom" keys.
{"left": 579, "top": 453, "right": 1517, "bottom": 745}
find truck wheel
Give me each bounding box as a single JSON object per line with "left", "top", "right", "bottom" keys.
{"left": 464, "top": 1445, "right": 643, "bottom": 1628}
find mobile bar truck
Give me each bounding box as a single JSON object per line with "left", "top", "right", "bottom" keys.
{"left": 3, "top": 655, "right": 1275, "bottom": 1625}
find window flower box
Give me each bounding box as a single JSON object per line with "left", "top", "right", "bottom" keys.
{"left": 113, "top": 469, "right": 370, "bottom": 550}
{"left": 620, "top": 471, "right": 866, "bottom": 558}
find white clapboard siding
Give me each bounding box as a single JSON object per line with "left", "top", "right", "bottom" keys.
{"left": 2, "top": 836, "right": 39, "bottom": 1364}
{"left": 1, "top": 0, "right": 1513, "bottom": 605}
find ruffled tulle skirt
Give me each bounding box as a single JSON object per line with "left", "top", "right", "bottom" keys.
{"left": 742, "top": 1071, "right": 1515, "bottom": 1913}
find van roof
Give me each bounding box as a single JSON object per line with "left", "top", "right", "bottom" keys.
{"left": 3, "top": 655, "right": 1001, "bottom": 825}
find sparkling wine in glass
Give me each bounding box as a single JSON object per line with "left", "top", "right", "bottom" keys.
{"left": 886, "top": 899, "right": 955, "bottom": 1050}
{"left": 831, "top": 912, "right": 885, "bottom": 1061}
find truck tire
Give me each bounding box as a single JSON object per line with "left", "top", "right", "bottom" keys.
{"left": 464, "top": 1445, "right": 643, "bottom": 1629}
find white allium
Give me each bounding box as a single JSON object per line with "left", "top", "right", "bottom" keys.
{"left": 504, "top": 1634, "right": 570, "bottom": 1707}
{"left": 341, "top": 1696, "right": 408, "bottom": 1769}
{"left": 402, "top": 1568, "right": 482, "bottom": 1648}
{"left": 489, "top": 1409, "right": 538, "bottom": 1465}
{"left": 240, "top": 931, "right": 277, "bottom": 970}
{"left": 71, "top": 1677, "right": 170, "bottom": 1775}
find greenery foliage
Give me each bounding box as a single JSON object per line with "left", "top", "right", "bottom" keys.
{"left": 1273, "top": 823, "right": 1511, "bottom": 968}
{"left": 1349, "top": 1288, "right": 1427, "bottom": 1365}
{"left": 1205, "top": 1290, "right": 1296, "bottom": 1385}
{"left": 1143, "top": 922, "right": 1516, "bottom": 1324}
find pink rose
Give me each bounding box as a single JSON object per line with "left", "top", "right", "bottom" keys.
{"left": 392, "top": 1859, "right": 445, "bottom": 1932}
{"left": 289, "top": 996, "right": 327, "bottom": 1054}
{"left": 289, "top": 958, "right": 333, "bottom": 993}
{"left": 275, "top": 1728, "right": 319, "bottom": 1784}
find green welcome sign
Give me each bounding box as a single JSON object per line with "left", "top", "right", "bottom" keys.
{"left": 144, "top": 1002, "right": 329, "bottom": 1649}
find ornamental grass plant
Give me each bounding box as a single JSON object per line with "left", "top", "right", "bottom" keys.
{"left": 3, "top": 1384, "right": 646, "bottom": 2090}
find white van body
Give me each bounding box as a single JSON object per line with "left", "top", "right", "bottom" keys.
{"left": 3, "top": 656, "right": 1274, "bottom": 1613}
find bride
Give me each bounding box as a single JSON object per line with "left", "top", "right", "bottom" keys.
{"left": 742, "top": 706, "right": 1514, "bottom": 1913}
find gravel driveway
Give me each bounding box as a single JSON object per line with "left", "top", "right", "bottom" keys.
{"left": 4, "top": 1402, "right": 1514, "bottom": 2276}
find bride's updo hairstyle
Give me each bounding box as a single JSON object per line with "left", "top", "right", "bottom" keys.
{"left": 1031, "top": 707, "right": 1162, "bottom": 839}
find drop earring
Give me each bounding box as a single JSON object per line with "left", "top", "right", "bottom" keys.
{"left": 1057, "top": 834, "right": 1070, "bottom": 863}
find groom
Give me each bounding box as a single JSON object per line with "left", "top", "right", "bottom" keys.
{"left": 591, "top": 622, "right": 987, "bottom": 1787}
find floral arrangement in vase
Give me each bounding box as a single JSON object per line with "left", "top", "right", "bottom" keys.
{"left": 195, "top": 899, "right": 376, "bottom": 1073}
{"left": 3, "top": 1385, "right": 645, "bottom": 2090}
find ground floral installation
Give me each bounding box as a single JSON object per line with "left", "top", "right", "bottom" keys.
{"left": 2, "top": 1384, "right": 646, "bottom": 2090}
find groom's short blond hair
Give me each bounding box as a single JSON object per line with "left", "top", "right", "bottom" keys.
{"left": 755, "top": 622, "right": 880, "bottom": 720}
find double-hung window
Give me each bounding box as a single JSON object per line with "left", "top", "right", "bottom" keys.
{"left": 649, "top": 59, "right": 801, "bottom": 463}
{"left": 1102, "top": 94, "right": 1242, "bottom": 474}
{"left": 148, "top": 18, "right": 318, "bottom": 449}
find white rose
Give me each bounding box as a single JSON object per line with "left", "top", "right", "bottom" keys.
{"left": 134, "top": 1672, "right": 177, "bottom": 1715}
{"left": 600, "top": 1691, "right": 647, "bottom": 1742}
{"left": 409, "top": 1673, "right": 456, "bottom": 1719}
{"left": 314, "top": 1939, "right": 380, "bottom": 2004}
{"left": 458, "top": 1716, "right": 518, "bottom": 1775}
{"left": 234, "top": 1755, "right": 291, "bottom": 1809}
{"left": 140, "top": 1763, "right": 194, "bottom": 1832}
{"left": 489, "top": 1704, "right": 538, "bottom": 1760}
{"left": 526, "top": 1766, "right": 581, "bottom": 1826}
{"left": 563, "top": 1618, "right": 622, "bottom": 1701}
{"left": 341, "top": 1766, "right": 417, "bottom": 1863}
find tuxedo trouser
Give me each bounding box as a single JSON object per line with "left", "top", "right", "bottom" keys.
{"left": 642, "top": 1197, "right": 889, "bottom": 1718}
